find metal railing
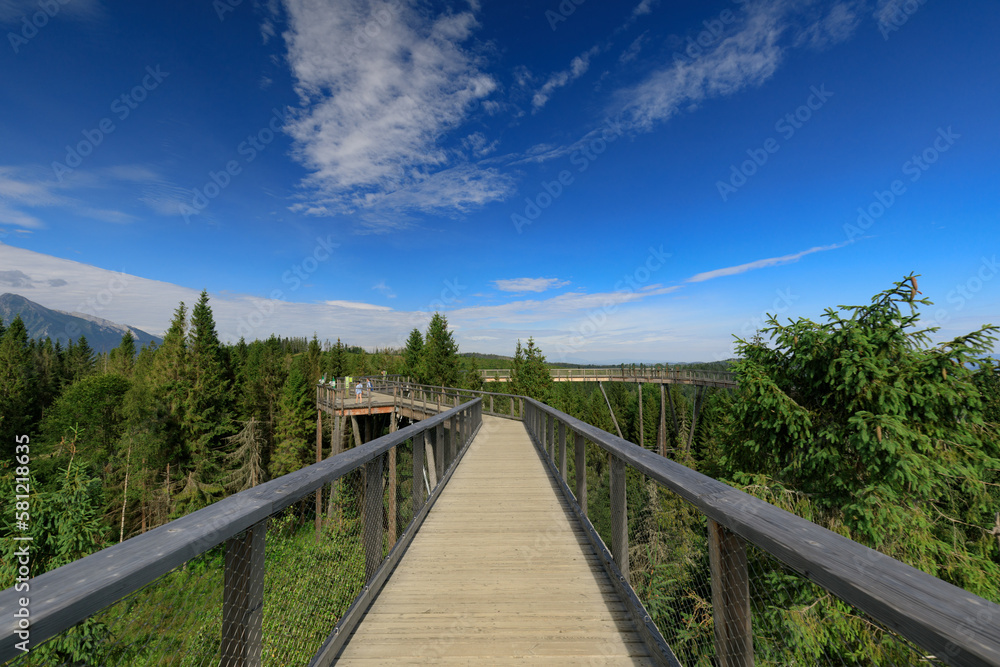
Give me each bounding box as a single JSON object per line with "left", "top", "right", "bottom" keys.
{"left": 0, "top": 398, "right": 482, "bottom": 666}
{"left": 479, "top": 367, "right": 737, "bottom": 386}
{"left": 521, "top": 397, "right": 1000, "bottom": 667}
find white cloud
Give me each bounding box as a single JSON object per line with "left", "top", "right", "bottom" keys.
{"left": 323, "top": 300, "right": 393, "bottom": 311}
{"left": 371, "top": 280, "right": 396, "bottom": 298}
{"left": 280, "top": 0, "right": 501, "bottom": 219}
{"left": 493, "top": 277, "right": 571, "bottom": 293}
{"left": 685, "top": 242, "right": 850, "bottom": 283}
{"left": 612, "top": 1, "right": 863, "bottom": 133}
{"left": 532, "top": 46, "right": 601, "bottom": 111}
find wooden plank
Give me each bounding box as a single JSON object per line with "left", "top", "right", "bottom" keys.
{"left": 336, "top": 416, "right": 653, "bottom": 663}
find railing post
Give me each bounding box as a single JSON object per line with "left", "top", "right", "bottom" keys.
{"left": 708, "top": 519, "right": 754, "bottom": 667}
{"left": 435, "top": 422, "right": 445, "bottom": 481}
{"left": 610, "top": 455, "right": 629, "bottom": 584}
{"left": 558, "top": 420, "right": 567, "bottom": 481}
{"left": 509, "top": 396, "right": 514, "bottom": 416}
{"left": 489, "top": 394, "right": 494, "bottom": 414}
{"left": 548, "top": 413, "right": 556, "bottom": 462}
{"left": 449, "top": 413, "right": 458, "bottom": 467}
{"left": 575, "top": 431, "right": 586, "bottom": 516}
{"left": 413, "top": 430, "right": 425, "bottom": 510}
{"left": 221, "top": 521, "right": 265, "bottom": 667}
{"left": 363, "top": 453, "right": 384, "bottom": 583}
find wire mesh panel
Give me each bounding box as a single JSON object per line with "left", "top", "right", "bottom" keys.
{"left": 261, "top": 467, "right": 364, "bottom": 664}
{"left": 4, "top": 547, "right": 226, "bottom": 666}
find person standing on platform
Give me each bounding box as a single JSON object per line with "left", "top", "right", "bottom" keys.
{"left": 366, "top": 377, "right": 373, "bottom": 397}
{"left": 355, "top": 381, "right": 363, "bottom": 404}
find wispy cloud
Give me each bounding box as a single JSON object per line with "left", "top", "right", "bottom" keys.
{"left": 280, "top": 0, "right": 501, "bottom": 220}
{"left": 493, "top": 277, "right": 571, "bottom": 293}
{"left": 532, "top": 46, "right": 601, "bottom": 111}
{"left": 372, "top": 280, "right": 396, "bottom": 298}
{"left": 611, "top": 1, "right": 862, "bottom": 132}
{"left": 685, "top": 242, "right": 850, "bottom": 283}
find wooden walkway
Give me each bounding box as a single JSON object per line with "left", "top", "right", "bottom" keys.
{"left": 336, "top": 416, "right": 655, "bottom": 665}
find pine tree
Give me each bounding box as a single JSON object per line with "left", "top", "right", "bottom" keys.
{"left": 270, "top": 358, "right": 316, "bottom": 477}
{"left": 66, "top": 335, "right": 96, "bottom": 383}
{"left": 464, "top": 356, "right": 484, "bottom": 391}
{"left": 0, "top": 316, "right": 34, "bottom": 457}
{"left": 307, "top": 333, "right": 322, "bottom": 385}
{"left": 403, "top": 328, "right": 424, "bottom": 381}
{"left": 148, "top": 302, "right": 190, "bottom": 467}
{"left": 326, "top": 338, "right": 346, "bottom": 379}
{"left": 185, "top": 290, "right": 232, "bottom": 475}
{"left": 510, "top": 337, "right": 551, "bottom": 400}
{"left": 721, "top": 274, "right": 1000, "bottom": 611}
{"left": 422, "top": 313, "right": 459, "bottom": 387}
{"left": 109, "top": 331, "right": 136, "bottom": 376}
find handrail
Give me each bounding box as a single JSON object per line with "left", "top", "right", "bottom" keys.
{"left": 0, "top": 398, "right": 482, "bottom": 663}
{"left": 521, "top": 397, "right": 1000, "bottom": 667}
{"left": 478, "top": 367, "right": 737, "bottom": 385}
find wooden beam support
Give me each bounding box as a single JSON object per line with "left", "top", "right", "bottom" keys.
{"left": 574, "top": 431, "right": 587, "bottom": 517}
{"left": 708, "top": 519, "right": 754, "bottom": 667}
{"left": 221, "top": 521, "right": 265, "bottom": 667}
{"left": 610, "top": 454, "right": 629, "bottom": 584}
{"left": 658, "top": 383, "right": 667, "bottom": 458}
{"left": 558, "top": 420, "right": 567, "bottom": 482}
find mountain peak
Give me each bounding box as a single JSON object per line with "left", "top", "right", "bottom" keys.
{"left": 0, "top": 293, "right": 162, "bottom": 352}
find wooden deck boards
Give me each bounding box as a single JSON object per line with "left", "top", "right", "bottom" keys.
{"left": 336, "top": 416, "right": 654, "bottom": 665}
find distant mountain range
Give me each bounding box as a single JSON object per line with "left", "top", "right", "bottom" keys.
{"left": 0, "top": 293, "right": 162, "bottom": 353}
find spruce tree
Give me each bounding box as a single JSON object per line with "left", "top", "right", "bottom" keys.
{"left": 720, "top": 274, "right": 1000, "bottom": 620}
{"left": 185, "top": 290, "right": 232, "bottom": 475}
{"left": 403, "top": 328, "right": 424, "bottom": 381}
{"left": 0, "top": 316, "right": 34, "bottom": 457}
{"left": 510, "top": 337, "right": 551, "bottom": 400}
{"left": 270, "top": 357, "right": 316, "bottom": 477}
{"left": 307, "top": 333, "right": 322, "bottom": 384}
{"left": 422, "top": 313, "right": 459, "bottom": 387}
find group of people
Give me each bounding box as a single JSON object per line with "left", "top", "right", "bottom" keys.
{"left": 319, "top": 374, "right": 375, "bottom": 403}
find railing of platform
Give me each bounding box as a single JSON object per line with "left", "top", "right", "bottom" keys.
{"left": 0, "top": 399, "right": 482, "bottom": 666}
{"left": 521, "top": 397, "right": 1000, "bottom": 667}
{"left": 478, "top": 367, "right": 737, "bottom": 385}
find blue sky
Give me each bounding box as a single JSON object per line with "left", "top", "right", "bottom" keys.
{"left": 0, "top": 0, "right": 997, "bottom": 363}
